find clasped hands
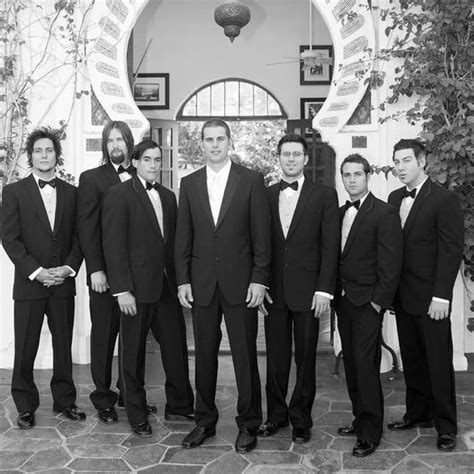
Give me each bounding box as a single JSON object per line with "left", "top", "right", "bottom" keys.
{"left": 36, "top": 266, "right": 72, "bottom": 287}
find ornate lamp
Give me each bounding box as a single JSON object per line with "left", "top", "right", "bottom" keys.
{"left": 214, "top": 1, "right": 251, "bottom": 43}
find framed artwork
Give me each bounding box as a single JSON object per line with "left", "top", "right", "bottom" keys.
{"left": 300, "top": 97, "right": 325, "bottom": 120}
{"left": 133, "top": 73, "right": 170, "bottom": 110}
{"left": 299, "top": 45, "right": 333, "bottom": 85}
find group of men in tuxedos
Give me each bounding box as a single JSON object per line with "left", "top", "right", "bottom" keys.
{"left": 1, "top": 120, "right": 463, "bottom": 458}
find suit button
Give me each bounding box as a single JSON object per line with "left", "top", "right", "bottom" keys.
{"left": 284, "top": 246, "right": 287, "bottom": 251}
{"left": 215, "top": 258, "right": 221, "bottom": 262}
{"left": 214, "top": 233, "right": 219, "bottom": 239}
{"left": 284, "top": 264, "right": 288, "bottom": 268}
{"left": 52, "top": 237, "right": 57, "bottom": 241}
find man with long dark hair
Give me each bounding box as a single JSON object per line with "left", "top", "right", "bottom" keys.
{"left": 2, "top": 127, "right": 85, "bottom": 429}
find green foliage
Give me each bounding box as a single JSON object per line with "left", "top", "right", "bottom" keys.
{"left": 178, "top": 120, "right": 286, "bottom": 185}
{"left": 369, "top": 0, "right": 473, "bottom": 292}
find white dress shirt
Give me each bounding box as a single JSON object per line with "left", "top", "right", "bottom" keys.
{"left": 206, "top": 159, "right": 231, "bottom": 225}
{"left": 341, "top": 192, "right": 370, "bottom": 252}
{"left": 112, "top": 162, "right": 133, "bottom": 182}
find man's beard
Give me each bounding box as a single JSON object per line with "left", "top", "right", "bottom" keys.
{"left": 110, "top": 149, "right": 126, "bottom": 165}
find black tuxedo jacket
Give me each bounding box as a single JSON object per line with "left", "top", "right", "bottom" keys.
{"left": 267, "top": 179, "right": 339, "bottom": 311}
{"left": 2, "top": 174, "right": 82, "bottom": 300}
{"left": 77, "top": 163, "right": 122, "bottom": 282}
{"left": 102, "top": 175, "right": 179, "bottom": 304}
{"left": 388, "top": 179, "right": 464, "bottom": 314}
{"left": 337, "top": 192, "right": 403, "bottom": 309}
{"left": 175, "top": 162, "right": 271, "bottom": 307}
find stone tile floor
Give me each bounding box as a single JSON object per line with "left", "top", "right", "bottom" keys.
{"left": 0, "top": 350, "right": 473, "bottom": 473}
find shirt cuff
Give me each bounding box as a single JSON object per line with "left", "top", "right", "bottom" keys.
{"left": 432, "top": 297, "right": 449, "bottom": 305}
{"left": 113, "top": 291, "right": 129, "bottom": 297}
{"left": 29, "top": 267, "right": 43, "bottom": 281}
{"left": 252, "top": 283, "right": 269, "bottom": 290}
{"left": 65, "top": 266, "right": 76, "bottom": 278}
{"left": 315, "top": 291, "right": 334, "bottom": 300}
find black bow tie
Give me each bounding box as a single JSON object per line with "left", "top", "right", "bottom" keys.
{"left": 146, "top": 181, "right": 159, "bottom": 191}
{"left": 38, "top": 178, "right": 56, "bottom": 189}
{"left": 345, "top": 199, "right": 360, "bottom": 211}
{"left": 403, "top": 188, "right": 417, "bottom": 199}
{"left": 117, "top": 164, "right": 134, "bottom": 174}
{"left": 280, "top": 180, "right": 298, "bottom": 191}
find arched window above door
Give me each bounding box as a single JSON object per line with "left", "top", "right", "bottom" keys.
{"left": 177, "top": 78, "right": 287, "bottom": 120}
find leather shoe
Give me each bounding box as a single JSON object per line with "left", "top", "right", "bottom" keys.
{"left": 387, "top": 417, "right": 433, "bottom": 431}
{"left": 131, "top": 420, "right": 152, "bottom": 437}
{"left": 55, "top": 405, "right": 86, "bottom": 421}
{"left": 165, "top": 411, "right": 195, "bottom": 422}
{"left": 235, "top": 427, "right": 257, "bottom": 453}
{"left": 337, "top": 423, "right": 355, "bottom": 436}
{"left": 98, "top": 407, "right": 118, "bottom": 424}
{"left": 292, "top": 427, "right": 311, "bottom": 444}
{"left": 257, "top": 420, "right": 289, "bottom": 437}
{"left": 182, "top": 425, "right": 216, "bottom": 449}
{"left": 353, "top": 439, "right": 379, "bottom": 457}
{"left": 17, "top": 412, "right": 35, "bottom": 430}
{"left": 437, "top": 433, "right": 456, "bottom": 451}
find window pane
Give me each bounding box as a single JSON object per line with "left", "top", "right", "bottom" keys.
{"left": 239, "top": 82, "right": 253, "bottom": 116}
{"left": 225, "top": 81, "right": 238, "bottom": 116}
{"left": 268, "top": 96, "right": 281, "bottom": 115}
{"left": 182, "top": 95, "right": 197, "bottom": 116}
{"left": 197, "top": 87, "right": 211, "bottom": 116}
{"left": 254, "top": 87, "right": 267, "bottom": 115}
{"left": 211, "top": 82, "right": 225, "bottom": 116}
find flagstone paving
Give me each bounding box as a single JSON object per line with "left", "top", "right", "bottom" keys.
{"left": 0, "top": 350, "right": 472, "bottom": 473}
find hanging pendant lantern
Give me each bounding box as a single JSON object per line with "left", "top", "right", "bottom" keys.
{"left": 214, "top": 1, "right": 251, "bottom": 43}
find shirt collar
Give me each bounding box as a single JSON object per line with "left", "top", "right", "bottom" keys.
{"left": 137, "top": 175, "right": 156, "bottom": 189}
{"left": 406, "top": 176, "right": 428, "bottom": 195}
{"left": 206, "top": 159, "right": 232, "bottom": 180}
{"left": 32, "top": 172, "right": 56, "bottom": 187}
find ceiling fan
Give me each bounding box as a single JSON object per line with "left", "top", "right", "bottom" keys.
{"left": 266, "top": 0, "right": 333, "bottom": 71}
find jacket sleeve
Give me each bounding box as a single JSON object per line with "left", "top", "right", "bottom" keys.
{"left": 249, "top": 172, "right": 271, "bottom": 286}
{"left": 1, "top": 184, "right": 41, "bottom": 278}
{"left": 174, "top": 178, "right": 193, "bottom": 286}
{"left": 101, "top": 187, "right": 133, "bottom": 295}
{"left": 316, "top": 188, "right": 340, "bottom": 295}
{"left": 372, "top": 205, "right": 403, "bottom": 308}
{"left": 77, "top": 171, "right": 106, "bottom": 275}
{"left": 433, "top": 191, "right": 464, "bottom": 300}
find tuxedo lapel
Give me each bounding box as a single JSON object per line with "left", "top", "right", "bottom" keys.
{"left": 26, "top": 174, "right": 53, "bottom": 235}
{"left": 133, "top": 176, "right": 163, "bottom": 241}
{"left": 286, "top": 179, "right": 313, "bottom": 240}
{"left": 195, "top": 169, "right": 215, "bottom": 229}
{"left": 157, "top": 186, "right": 169, "bottom": 243}
{"left": 53, "top": 179, "right": 64, "bottom": 236}
{"left": 403, "top": 179, "right": 431, "bottom": 236}
{"left": 270, "top": 185, "right": 285, "bottom": 241}
{"left": 104, "top": 163, "right": 121, "bottom": 186}
{"left": 342, "top": 193, "right": 374, "bottom": 257}
{"left": 216, "top": 163, "right": 240, "bottom": 230}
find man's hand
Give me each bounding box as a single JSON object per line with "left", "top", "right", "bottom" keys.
{"left": 428, "top": 299, "right": 449, "bottom": 320}
{"left": 246, "top": 283, "right": 266, "bottom": 308}
{"left": 311, "top": 293, "right": 330, "bottom": 318}
{"left": 49, "top": 266, "right": 73, "bottom": 280}
{"left": 36, "top": 269, "right": 60, "bottom": 287}
{"left": 258, "top": 291, "right": 273, "bottom": 316}
{"left": 370, "top": 301, "right": 382, "bottom": 313}
{"left": 90, "top": 270, "right": 108, "bottom": 293}
{"left": 178, "top": 284, "right": 194, "bottom": 309}
{"left": 117, "top": 292, "right": 137, "bottom": 316}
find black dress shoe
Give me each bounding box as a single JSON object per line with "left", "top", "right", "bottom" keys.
{"left": 55, "top": 405, "right": 86, "bottom": 421}
{"left": 292, "top": 427, "right": 311, "bottom": 444}
{"left": 337, "top": 423, "right": 356, "bottom": 436}
{"left": 98, "top": 407, "right": 118, "bottom": 424}
{"left": 182, "top": 425, "right": 216, "bottom": 449}
{"left": 235, "top": 427, "right": 257, "bottom": 453}
{"left": 17, "top": 412, "right": 35, "bottom": 430}
{"left": 353, "top": 439, "right": 379, "bottom": 457}
{"left": 131, "top": 420, "right": 152, "bottom": 437}
{"left": 257, "top": 420, "right": 289, "bottom": 437}
{"left": 437, "top": 433, "right": 456, "bottom": 451}
{"left": 164, "top": 411, "right": 195, "bottom": 422}
{"left": 387, "top": 417, "right": 433, "bottom": 431}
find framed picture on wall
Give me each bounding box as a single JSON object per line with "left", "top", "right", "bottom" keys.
{"left": 134, "top": 73, "right": 170, "bottom": 110}
{"left": 300, "top": 97, "right": 325, "bottom": 120}
{"left": 299, "top": 45, "right": 333, "bottom": 85}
